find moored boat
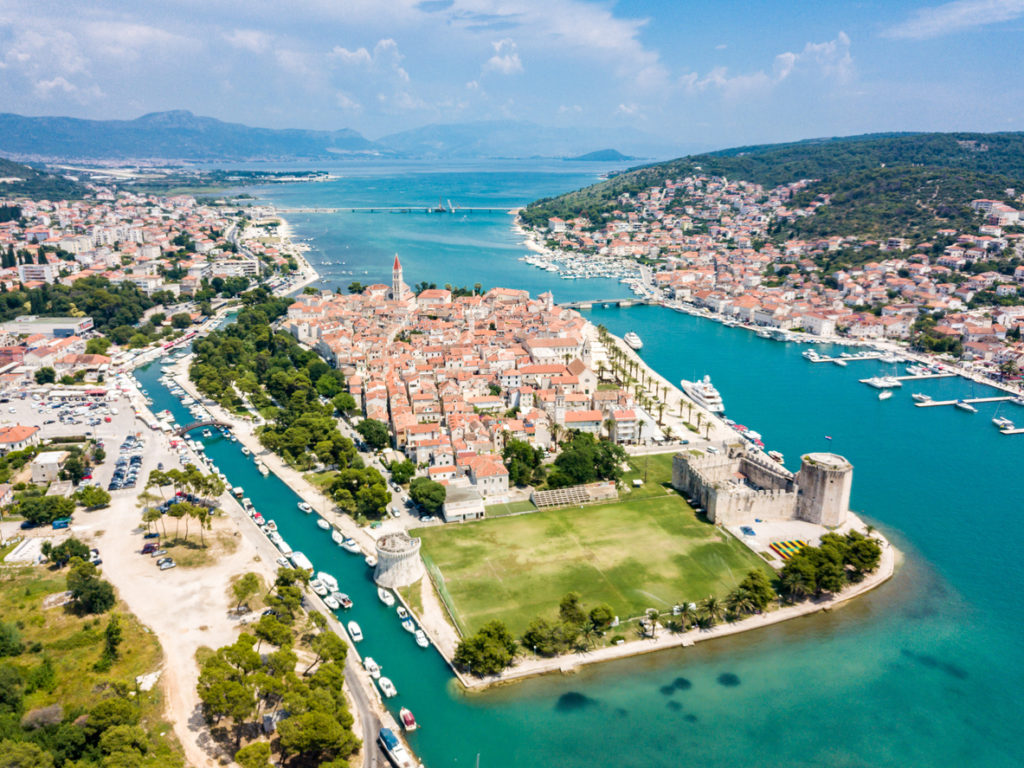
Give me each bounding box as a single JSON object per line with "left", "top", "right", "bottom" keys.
{"left": 414, "top": 629, "right": 429, "bottom": 648}
{"left": 365, "top": 555, "right": 378, "bottom": 568}
{"left": 911, "top": 393, "right": 932, "bottom": 403}
{"left": 309, "top": 579, "right": 328, "bottom": 596}
{"left": 400, "top": 707, "right": 417, "bottom": 731}
{"left": 377, "top": 727, "right": 414, "bottom": 768}
{"left": 378, "top": 677, "right": 397, "bottom": 698}
{"left": 341, "top": 538, "right": 361, "bottom": 554}
{"left": 332, "top": 592, "right": 353, "bottom": 609}
{"left": 992, "top": 415, "right": 1014, "bottom": 429}
{"left": 364, "top": 657, "right": 381, "bottom": 679}
{"left": 316, "top": 518, "right": 330, "bottom": 530}
{"left": 955, "top": 399, "right": 978, "bottom": 413}
{"left": 331, "top": 529, "right": 344, "bottom": 545}
{"left": 397, "top": 606, "right": 409, "bottom": 621}
{"left": 317, "top": 572, "right": 339, "bottom": 592}
{"left": 401, "top": 617, "right": 416, "bottom": 634}
{"left": 878, "top": 390, "right": 893, "bottom": 400}
{"left": 324, "top": 595, "right": 340, "bottom": 610}
{"left": 680, "top": 375, "right": 725, "bottom": 413}
{"left": 298, "top": 502, "right": 312, "bottom": 513}
{"left": 623, "top": 331, "right": 643, "bottom": 350}
{"left": 347, "top": 621, "right": 363, "bottom": 642}
{"left": 378, "top": 587, "right": 396, "bottom": 606}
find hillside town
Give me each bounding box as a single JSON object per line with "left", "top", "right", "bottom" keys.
{"left": 530, "top": 175, "right": 1024, "bottom": 375}
{"left": 0, "top": 190, "right": 293, "bottom": 295}
{"left": 284, "top": 256, "right": 653, "bottom": 520}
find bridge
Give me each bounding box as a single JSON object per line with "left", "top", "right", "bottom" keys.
{"left": 274, "top": 206, "right": 513, "bottom": 215}
{"left": 176, "top": 419, "right": 233, "bottom": 437}
{"left": 559, "top": 298, "right": 654, "bottom": 310}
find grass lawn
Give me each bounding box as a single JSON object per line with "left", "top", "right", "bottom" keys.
{"left": 414, "top": 473, "right": 767, "bottom": 637}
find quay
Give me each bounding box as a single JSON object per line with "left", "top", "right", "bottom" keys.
{"left": 275, "top": 206, "right": 509, "bottom": 214}
{"left": 915, "top": 396, "right": 1016, "bottom": 407}
{"left": 810, "top": 353, "right": 883, "bottom": 363}
{"left": 858, "top": 372, "right": 957, "bottom": 383}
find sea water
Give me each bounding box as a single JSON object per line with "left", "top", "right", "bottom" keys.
{"left": 193, "top": 162, "right": 1024, "bottom": 767}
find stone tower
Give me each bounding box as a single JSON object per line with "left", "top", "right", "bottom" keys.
{"left": 391, "top": 253, "right": 406, "bottom": 301}
{"left": 795, "top": 452, "right": 852, "bottom": 527}
{"left": 373, "top": 532, "right": 423, "bottom": 589}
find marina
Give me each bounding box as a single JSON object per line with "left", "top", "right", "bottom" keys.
{"left": 914, "top": 396, "right": 1016, "bottom": 408}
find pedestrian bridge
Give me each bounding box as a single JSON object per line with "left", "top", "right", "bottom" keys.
{"left": 176, "top": 419, "right": 232, "bottom": 437}
{"left": 558, "top": 298, "right": 653, "bottom": 310}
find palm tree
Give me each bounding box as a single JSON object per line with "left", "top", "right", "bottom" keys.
{"left": 699, "top": 595, "right": 724, "bottom": 626}
{"left": 780, "top": 569, "right": 811, "bottom": 601}
{"left": 679, "top": 602, "right": 697, "bottom": 631}
{"left": 645, "top": 608, "right": 660, "bottom": 638}
{"left": 726, "top": 588, "right": 755, "bottom": 619}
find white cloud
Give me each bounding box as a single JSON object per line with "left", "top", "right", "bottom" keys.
{"left": 680, "top": 32, "right": 853, "bottom": 98}
{"left": 484, "top": 38, "right": 522, "bottom": 74}
{"left": 330, "top": 38, "right": 409, "bottom": 81}
{"left": 884, "top": 0, "right": 1024, "bottom": 39}
{"left": 335, "top": 91, "right": 362, "bottom": 111}
{"left": 558, "top": 103, "right": 582, "bottom": 114}
{"left": 224, "top": 29, "right": 273, "bottom": 53}
{"left": 616, "top": 103, "right": 640, "bottom": 115}
{"left": 83, "top": 21, "right": 188, "bottom": 61}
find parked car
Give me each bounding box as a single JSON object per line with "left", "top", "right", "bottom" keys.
{"left": 149, "top": 549, "right": 167, "bottom": 558}
{"left": 158, "top": 560, "right": 177, "bottom": 570}
{"left": 141, "top": 542, "right": 159, "bottom": 553}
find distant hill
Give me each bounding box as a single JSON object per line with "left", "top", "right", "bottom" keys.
{"left": 564, "top": 149, "right": 636, "bottom": 162}
{"left": 521, "top": 132, "right": 1024, "bottom": 238}
{"left": 0, "top": 111, "right": 683, "bottom": 163}
{"left": 0, "top": 157, "right": 86, "bottom": 199}
{"left": 376, "top": 120, "right": 680, "bottom": 159}
{"left": 0, "top": 111, "right": 379, "bottom": 162}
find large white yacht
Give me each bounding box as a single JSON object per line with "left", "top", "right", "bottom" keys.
{"left": 680, "top": 375, "right": 725, "bottom": 413}
{"left": 624, "top": 331, "right": 643, "bottom": 350}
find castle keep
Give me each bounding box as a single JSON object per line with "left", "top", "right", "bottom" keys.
{"left": 671, "top": 445, "right": 852, "bottom": 527}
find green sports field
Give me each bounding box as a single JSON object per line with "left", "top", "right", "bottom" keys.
{"left": 414, "top": 454, "right": 768, "bottom": 636}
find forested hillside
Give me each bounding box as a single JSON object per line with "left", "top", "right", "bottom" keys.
{"left": 0, "top": 158, "right": 86, "bottom": 199}
{"left": 521, "top": 132, "right": 1024, "bottom": 235}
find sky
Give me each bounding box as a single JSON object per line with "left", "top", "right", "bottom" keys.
{"left": 2, "top": 0, "right": 1024, "bottom": 151}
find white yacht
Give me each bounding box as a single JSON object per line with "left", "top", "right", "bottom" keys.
{"left": 347, "top": 621, "right": 363, "bottom": 642}
{"left": 992, "top": 415, "right": 1014, "bottom": 429}
{"left": 680, "top": 375, "right": 725, "bottom": 413}
{"left": 623, "top": 331, "right": 643, "bottom": 350}
{"left": 878, "top": 390, "right": 893, "bottom": 401}
{"left": 378, "top": 587, "right": 396, "bottom": 607}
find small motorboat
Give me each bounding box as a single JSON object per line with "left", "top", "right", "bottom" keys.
{"left": 341, "top": 538, "right": 360, "bottom": 554}
{"left": 992, "top": 415, "right": 1014, "bottom": 429}
{"left": 833, "top": 358, "right": 847, "bottom": 367}
{"left": 316, "top": 518, "right": 331, "bottom": 531}
{"left": 911, "top": 393, "right": 932, "bottom": 403}
{"left": 365, "top": 555, "right": 378, "bottom": 568}
{"left": 364, "top": 657, "right": 381, "bottom": 679}
{"left": 378, "top": 587, "right": 395, "bottom": 607}
{"left": 253, "top": 513, "right": 265, "bottom": 526}
{"left": 401, "top": 618, "right": 416, "bottom": 634}
{"left": 298, "top": 502, "right": 312, "bottom": 513}
{"left": 767, "top": 450, "right": 784, "bottom": 463}
{"left": 955, "top": 399, "right": 978, "bottom": 413}
{"left": 397, "top": 606, "right": 409, "bottom": 621}
{"left": 263, "top": 520, "right": 277, "bottom": 532}
{"left": 378, "top": 677, "right": 397, "bottom": 698}
{"left": 414, "top": 630, "right": 429, "bottom": 649}
{"left": 347, "top": 621, "right": 363, "bottom": 642}
{"left": 309, "top": 579, "right": 328, "bottom": 596}
{"left": 400, "top": 707, "right": 417, "bottom": 731}
{"left": 317, "top": 572, "right": 339, "bottom": 592}
{"left": 878, "top": 390, "right": 893, "bottom": 400}
{"left": 332, "top": 592, "right": 353, "bottom": 609}
{"left": 331, "top": 530, "right": 344, "bottom": 546}
{"left": 257, "top": 463, "right": 269, "bottom": 476}
{"left": 324, "top": 595, "right": 340, "bottom": 610}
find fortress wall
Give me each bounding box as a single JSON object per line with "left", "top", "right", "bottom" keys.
{"left": 739, "top": 455, "right": 796, "bottom": 492}
{"left": 708, "top": 487, "right": 797, "bottom": 525}
{"left": 795, "top": 453, "right": 852, "bottom": 527}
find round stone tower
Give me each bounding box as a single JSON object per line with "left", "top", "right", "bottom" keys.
{"left": 373, "top": 532, "right": 424, "bottom": 589}
{"left": 796, "top": 452, "right": 852, "bottom": 527}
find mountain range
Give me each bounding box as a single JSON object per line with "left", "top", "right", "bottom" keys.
{"left": 0, "top": 111, "right": 683, "bottom": 163}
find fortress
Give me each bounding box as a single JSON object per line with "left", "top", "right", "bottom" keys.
{"left": 672, "top": 444, "right": 852, "bottom": 527}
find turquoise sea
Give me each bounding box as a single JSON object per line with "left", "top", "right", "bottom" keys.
{"left": 152, "top": 162, "right": 1022, "bottom": 767}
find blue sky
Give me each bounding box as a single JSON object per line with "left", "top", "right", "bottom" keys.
{"left": 1, "top": 0, "right": 1023, "bottom": 150}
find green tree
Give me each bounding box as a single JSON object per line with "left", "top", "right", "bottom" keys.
{"left": 85, "top": 337, "right": 111, "bottom": 355}
{"left": 354, "top": 418, "right": 390, "bottom": 450}
{"left": 558, "top": 592, "right": 587, "bottom": 626}
{"left": 234, "top": 742, "right": 273, "bottom": 768}
{"left": 67, "top": 558, "right": 116, "bottom": 614}
{"left": 588, "top": 603, "right": 615, "bottom": 632}
{"left": 103, "top": 613, "right": 123, "bottom": 661}
{"left": 41, "top": 537, "right": 89, "bottom": 566}
{"left": 331, "top": 391, "right": 357, "bottom": 414}
{"left": 19, "top": 496, "right": 74, "bottom": 526}
{"left": 409, "top": 477, "right": 446, "bottom": 515}
{"left": 0, "top": 741, "right": 54, "bottom": 768}
{"left": 232, "top": 573, "right": 261, "bottom": 612}
{"left": 0, "top": 622, "right": 23, "bottom": 657}
{"left": 453, "top": 620, "right": 517, "bottom": 676}
{"left": 74, "top": 485, "right": 111, "bottom": 509}
{"left": 303, "top": 631, "right": 347, "bottom": 675}
{"left": 34, "top": 367, "right": 56, "bottom": 385}
{"left": 389, "top": 459, "right": 415, "bottom": 485}
{"left": 170, "top": 312, "right": 193, "bottom": 329}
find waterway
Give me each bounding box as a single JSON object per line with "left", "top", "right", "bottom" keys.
{"left": 144, "top": 162, "right": 1023, "bottom": 767}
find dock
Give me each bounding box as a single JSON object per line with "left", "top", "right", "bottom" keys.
{"left": 859, "top": 372, "right": 957, "bottom": 383}
{"left": 809, "top": 354, "right": 883, "bottom": 363}
{"left": 915, "top": 396, "right": 1016, "bottom": 407}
